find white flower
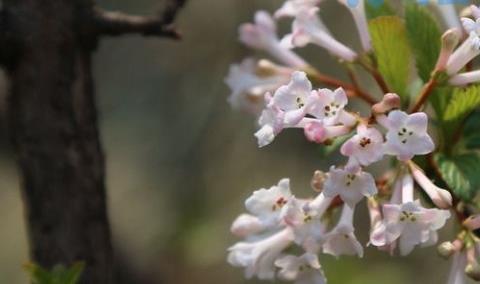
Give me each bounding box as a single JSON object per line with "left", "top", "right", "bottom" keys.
{"left": 446, "top": 32, "right": 480, "bottom": 75}
{"left": 285, "top": 7, "right": 358, "bottom": 62}
{"left": 340, "top": 124, "right": 384, "bottom": 167}
{"left": 239, "top": 11, "right": 307, "bottom": 68}
{"left": 227, "top": 228, "right": 294, "bottom": 279}
{"left": 245, "top": 178, "right": 293, "bottom": 227}
{"left": 231, "top": 214, "right": 265, "bottom": 237}
{"left": 381, "top": 200, "right": 451, "bottom": 256}
{"left": 255, "top": 93, "right": 285, "bottom": 147}
{"left": 368, "top": 197, "right": 388, "bottom": 248}
{"left": 275, "top": 253, "right": 327, "bottom": 284}
{"left": 383, "top": 110, "right": 435, "bottom": 161}
{"left": 409, "top": 162, "right": 452, "bottom": 209}
{"left": 337, "top": 0, "right": 371, "bottom": 52}
{"left": 225, "top": 58, "right": 292, "bottom": 114}
{"left": 309, "top": 87, "right": 354, "bottom": 126}
{"left": 461, "top": 17, "right": 480, "bottom": 34}
{"left": 272, "top": 71, "right": 315, "bottom": 125}
{"left": 282, "top": 197, "right": 326, "bottom": 249}
{"left": 305, "top": 192, "right": 334, "bottom": 218}
{"left": 275, "top": 0, "right": 321, "bottom": 19}
{"left": 323, "top": 205, "right": 364, "bottom": 257}
{"left": 323, "top": 166, "right": 377, "bottom": 207}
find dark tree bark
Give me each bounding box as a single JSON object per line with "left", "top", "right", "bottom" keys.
{"left": 0, "top": 0, "right": 186, "bottom": 283}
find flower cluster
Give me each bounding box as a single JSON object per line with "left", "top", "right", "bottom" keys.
{"left": 228, "top": 73, "right": 452, "bottom": 283}
{"left": 225, "top": 1, "right": 480, "bottom": 284}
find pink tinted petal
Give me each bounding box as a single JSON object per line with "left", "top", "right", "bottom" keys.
{"left": 284, "top": 108, "right": 307, "bottom": 125}
{"left": 406, "top": 112, "right": 428, "bottom": 133}
{"left": 387, "top": 110, "right": 408, "bottom": 130}
{"left": 340, "top": 139, "right": 356, "bottom": 156}
{"left": 333, "top": 87, "right": 348, "bottom": 106}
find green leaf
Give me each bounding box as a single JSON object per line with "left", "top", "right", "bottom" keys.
{"left": 24, "top": 262, "right": 85, "bottom": 284}
{"left": 444, "top": 85, "right": 480, "bottom": 122}
{"left": 405, "top": 2, "right": 442, "bottom": 82}
{"left": 369, "top": 16, "right": 411, "bottom": 99}
{"left": 434, "top": 153, "right": 480, "bottom": 201}
{"left": 24, "top": 263, "right": 51, "bottom": 284}
{"left": 320, "top": 132, "right": 353, "bottom": 156}
{"left": 463, "top": 111, "right": 480, "bottom": 149}
{"left": 365, "top": 0, "right": 395, "bottom": 19}
{"left": 429, "top": 86, "right": 452, "bottom": 121}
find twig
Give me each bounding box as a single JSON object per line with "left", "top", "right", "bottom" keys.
{"left": 93, "top": 0, "right": 187, "bottom": 39}
{"left": 409, "top": 78, "right": 437, "bottom": 113}
{"left": 308, "top": 70, "right": 377, "bottom": 105}
{"left": 358, "top": 60, "right": 391, "bottom": 94}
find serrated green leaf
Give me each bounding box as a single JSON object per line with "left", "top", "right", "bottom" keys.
{"left": 365, "top": 0, "right": 395, "bottom": 19}
{"left": 369, "top": 16, "right": 411, "bottom": 99}
{"left": 429, "top": 86, "right": 453, "bottom": 120}
{"left": 444, "top": 85, "right": 480, "bottom": 121}
{"left": 434, "top": 153, "right": 480, "bottom": 201}
{"left": 405, "top": 2, "right": 441, "bottom": 82}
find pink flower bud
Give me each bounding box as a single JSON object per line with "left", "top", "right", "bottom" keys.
{"left": 304, "top": 121, "right": 326, "bottom": 143}
{"left": 409, "top": 162, "right": 452, "bottom": 209}
{"left": 372, "top": 93, "right": 401, "bottom": 114}
{"left": 436, "top": 28, "right": 461, "bottom": 72}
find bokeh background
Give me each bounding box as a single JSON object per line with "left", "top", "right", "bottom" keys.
{"left": 0, "top": 0, "right": 473, "bottom": 283}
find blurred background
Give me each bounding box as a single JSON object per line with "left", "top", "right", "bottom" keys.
{"left": 0, "top": 0, "right": 470, "bottom": 283}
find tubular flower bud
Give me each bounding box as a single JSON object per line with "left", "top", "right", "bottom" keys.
{"left": 435, "top": 28, "right": 462, "bottom": 72}
{"left": 284, "top": 7, "right": 358, "bottom": 62}
{"left": 409, "top": 161, "right": 453, "bottom": 209}
{"left": 372, "top": 93, "right": 401, "bottom": 114}
{"left": 239, "top": 11, "right": 308, "bottom": 68}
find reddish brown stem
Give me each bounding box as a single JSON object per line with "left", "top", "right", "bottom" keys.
{"left": 410, "top": 79, "right": 437, "bottom": 113}
{"left": 309, "top": 71, "right": 377, "bottom": 105}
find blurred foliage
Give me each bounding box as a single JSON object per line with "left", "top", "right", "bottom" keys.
{"left": 24, "top": 263, "right": 84, "bottom": 284}
{"left": 368, "top": 16, "right": 411, "bottom": 100}
{"left": 405, "top": 2, "right": 442, "bottom": 83}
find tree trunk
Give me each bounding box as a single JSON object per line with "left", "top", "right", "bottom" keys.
{"left": 0, "top": 0, "right": 186, "bottom": 283}
{"left": 4, "top": 1, "right": 112, "bottom": 283}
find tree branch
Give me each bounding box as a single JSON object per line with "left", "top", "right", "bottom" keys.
{"left": 93, "top": 0, "right": 187, "bottom": 39}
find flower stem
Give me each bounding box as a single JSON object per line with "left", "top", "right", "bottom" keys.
{"left": 409, "top": 78, "right": 437, "bottom": 113}
{"left": 357, "top": 59, "right": 391, "bottom": 94}
{"left": 306, "top": 68, "right": 377, "bottom": 105}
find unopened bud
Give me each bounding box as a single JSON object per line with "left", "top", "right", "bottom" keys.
{"left": 256, "top": 59, "right": 293, "bottom": 77}
{"left": 465, "top": 263, "right": 480, "bottom": 281}
{"left": 437, "top": 241, "right": 456, "bottom": 259}
{"left": 372, "top": 93, "right": 401, "bottom": 114}
{"left": 311, "top": 170, "right": 326, "bottom": 192}
{"left": 437, "top": 28, "right": 462, "bottom": 72}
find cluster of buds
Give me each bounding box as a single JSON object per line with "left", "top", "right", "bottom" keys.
{"left": 225, "top": 1, "right": 480, "bottom": 284}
